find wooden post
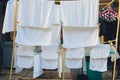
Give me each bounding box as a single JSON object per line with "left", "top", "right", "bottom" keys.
{"left": 100, "top": 36, "right": 104, "bottom": 44}
{"left": 112, "top": 0, "right": 120, "bottom": 79}
{"left": 9, "top": 0, "right": 18, "bottom": 80}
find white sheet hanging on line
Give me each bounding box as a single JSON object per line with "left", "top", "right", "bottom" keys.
{"left": 14, "top": 44, "right": 18, "bottom": 68}
{"left": 50, "top": 4, "right": 61, "bottom": 25}
{"left": 58, "top": 52, "right": 62, "bottom": 78}
{"left": 65, "top": 48, "right": 85, "bottom": 68}
{"left": 33, "top": 54, "right": 43, "bottom": 79}
{"left": 2, "top": 0, "right": 15, "bottom": 34}
{"left": 18, "top": 0, "right": 56, "bottom": 27}
{"left": 41, "top": 45, "right": 59, "bottom": 69}
{"left": 15, "top": 66, "right": 23, "bottom": 73}
{"left": 15, "top": 45, "right": 43, "bottom": 79}
{"left": 16, "top": 45, "right": 35, "bottom": 68}
{"left": 89, "top": 44, "right": 110, "bottom": 72}
{"left": 15, "top": 26, "right": 52, "bottom": 46}
{"left": 60, "top": 0, "right": 99, "bottom": 27}
{"left": 51, "top": 25, "right": 61, "bottom": 45}
{"left": 14, "top": 44, "right": 23, "bottom": 73}
{"left": 50, "top": 5, "right": 61, "bottom": 45}
{"left": 62, "top": 26, "right": 100, "bottom": 48}
{"left": 41, "top": 45, "right": 62, "bottom": 78}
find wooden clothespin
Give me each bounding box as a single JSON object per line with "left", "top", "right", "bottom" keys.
{"left": 55, "top": 0, "right": 60, "bottom": 5}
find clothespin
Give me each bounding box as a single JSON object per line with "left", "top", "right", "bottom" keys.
{"left": 55, "top": 0, "right": 60, "bottom": 5}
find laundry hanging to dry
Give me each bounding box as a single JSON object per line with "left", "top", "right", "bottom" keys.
{"left": 99, "top": 4, "right": 118, "bottom": 41}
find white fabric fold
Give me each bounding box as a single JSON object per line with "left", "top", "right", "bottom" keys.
{"left": 15, "top": 66, "right": 23, "bottom": 73}
{"left": 58, "top": 53, "right": 62, "bottom": 78}
{"left": 90, "top": 58, "right": 108, "bottom": 72}
{"left": 60, "top": 0, "right": 99, "bottom": 27}
{"left": 65, "top": 48, "right": 85, "bottom": 68}
{"left": 50, "top": 4, "right": 61, "bottom": 25}
{"left": 17, "top": 56, "right": 34, "bottom": 68}
{"left": 51, "top": 25, "right": 61, "bottom": 45}
{"left": 15, "top": 45, "right": 43, "bottom": 78}
{"left": 16, "top": 45, "right": 35, "bottom": 68}
{"left": 41, "top": 45, "right": 62, "bottom": 78}
{"left": 89, "top": 44, "right": 110, "bottom": 72}
{"left": 16, "top": 45, "right": 35, "bottom": 56}
{"left": 16, "top": 26, "right": 52, "bottom": 46}
{"left": 41, "top": 45, "right": 59, "bottom": 69}
{"left": 14, "top": 44, "right": 18, "bottom": 68}
{"left": 18, "top": 0, "right": 59, "bottom": 27}
{"left": 2, "top": 0, "right": 15, "bottom": 34}
{"left": 63, "top": 26, "right": 100, "bottom": 48}
{"left": 33, "top": 54, "right": 43, "bottom": 79}
{"left": 90, "top": 44, "right": 110, "bottom": 58}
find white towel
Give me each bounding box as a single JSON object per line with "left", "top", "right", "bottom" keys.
{"left": 33, "top": 54, "right": 43, "bottom": 79}
{"left": 15, "top": 45, "right": 43, "bottom": 79}
{"left": 89, "top": 44, "right": 110, "bottom": 72}
{"left": 41, "top": 45, "right": 59, "bottom": 69}
{"left": 90, "top": 58, "right": 108, "bottom": 72}
{"left": 2, "top": 0, "right": 15, "bottom": 34}
{"left": 90, "top": 44, "right": 110, "bottom": 58}
{"left": 60, "top": 0, "right": 99, "bottom": 27}
{"left": 63, "top": 27, "right": 100, "bottom": 48}
{"left": 51, "top": 5, "right": 61, "bottom": 45}
{"left": 65, "top": 48, "right": 85, "bottom": 68}
{"left": 58, "top": 53, "right": 62, "bottom": 78}
{"left": 14, "top": 45, "right": 24, "bottom": 74}
{"left": 17, "top": 56, "right": 34, "bottom": 68}
{"left": 16, "top": 26, "right": 52, "bottom": 46}
{"left": 16, "top": 45, "right": 35, "bottom": 56}
{"left": 41, "top": 46, "right": 62, "bottom": 78}
{"left": 16, "top": 45, "right": 35, "bottom": 68}
{"left": 15, "top": 66, "right": 23, "bottom": 73}
{"left": 18, "top": 0, "right": 56, "bottom": 27}
{"left": 51, "top": 5, "right": 61, "bottom": 25}
{"left": 51, "top": 25, "right": 61, "bottom": 45}
{"left": 14, "top": 44, "right": 18, "bottom": 68}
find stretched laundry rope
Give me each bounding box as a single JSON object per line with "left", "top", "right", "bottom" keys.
{"left": 9, "top": 0, "right": 18, "bottom": 80}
